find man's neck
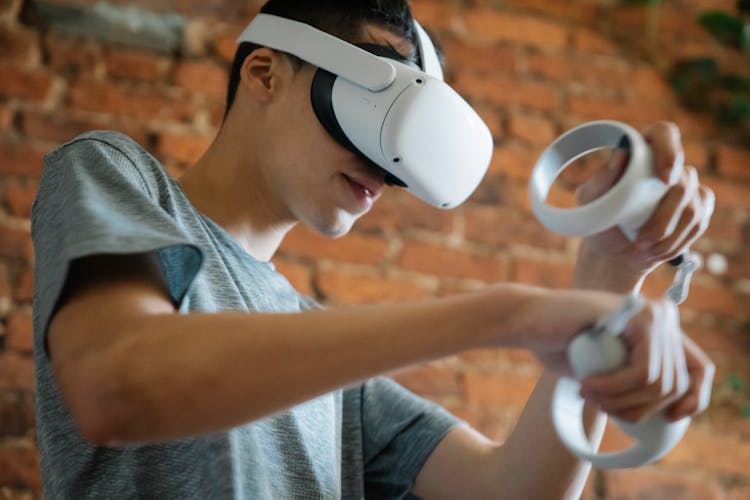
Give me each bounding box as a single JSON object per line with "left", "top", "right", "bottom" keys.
{"left": 178, "top": 126, "right": 297, "bottom": 262}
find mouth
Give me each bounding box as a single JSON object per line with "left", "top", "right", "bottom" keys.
{"left": 342, "top": 171, "right": 385, "bottom": 200}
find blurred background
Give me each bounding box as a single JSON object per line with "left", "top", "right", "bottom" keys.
{"left": 0, "top": 0, "right": 749, "bottom": 498}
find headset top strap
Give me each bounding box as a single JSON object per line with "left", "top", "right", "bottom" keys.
{"left": 237, "top": 14, "right": 397, "bottom": 92}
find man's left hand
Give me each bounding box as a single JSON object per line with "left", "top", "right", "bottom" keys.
{"left": 575, "top": 121, "right": 715, "bottom": 286}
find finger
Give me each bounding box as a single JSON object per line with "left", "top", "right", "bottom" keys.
{"left": 587, "top": 310, "right": 681, "bottom": 419}
{"left": 656, "top": 186, "right": 715, "bottom": 263}
{"left": 580, "top": 306, "right": 663, "bottom": 395}
{"left": 636, "top": 167, "right": 698, "bottom": 249}
{"left": 642, "top": 121, "right": 685, "bottom": 184}
{"left": 667, "top": 336, "right": 716, "bottom": 420}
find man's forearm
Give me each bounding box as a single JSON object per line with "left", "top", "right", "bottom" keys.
{"left": 487, "top": 243, "right": 644, "bottom": 499}
{"left": 490, "top": 371, "right": 607, "bottom": 500}
{"left": 63, "top": 285, "right": 540, "bottom": 445}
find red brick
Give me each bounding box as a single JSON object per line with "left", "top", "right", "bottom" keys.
{"left": 0, "top": 25, "right": 40, "bottom": 67}
{"left": 716, "top": 145, "right": 750, "bottom": 182}
{"left": 500, "top": 0, "right": 598, "bottom": 24}
{"left": 490, "top": 143, "right": 541, "bottom": 182}
{"left": 317, "top": 267, "right": 431, "bottom": 304}
{"left": 464, "top": 206, "right": 567, "bottom": 251}
{"left": 175, "top": 0, "right": 256, "bottom": 22}
{"left": 458, "top": 347, "right": 537, "bottom": 367}
{"left": 0, "top": 65, "right": 54, "bottom": 102}
{"left": 2, "top": 182, "right": 37, "bottom": 219}
{"left": 0, "top": 353, "right": 34, "bottom": 392}
{"left": 465, "top": 9, "right": 569, "bottom": 51}
{"left": 0, "top": 140, "right": 47, "bottom": 177}
{"left": 104, "top": 48, "right": 171, "bottom": 83}
{"left": 410, "top": 0, "right": 462, "bottom": 32}
{"left": 396, "top": 240, "right": 507, "bottom": 282}
{"left": 175, "top": 60, "right": 229, "bottom": 98}
{"left": 0, "top": 442, "right": 41, "bottom": 490}
{"left": 605, "top": 467, "right": 723, "bottom": 500}
{"left": 23, "top": 111, "right": 149, "bottom": 147}
{"left": 702, "top": 206, "right": 742, "bottom": 244}
{"left": 661, "top": 428, "right": 750, "bottom": 476}
{"left": 659, "top": 5, "right": 714, "bottom": 42}
{"left": 573, "top": 28, "right": 620, "bottom": 56}
{"left": 70, "top": 80, "right": 196, "bottom": 124}
{"left": 390, "top": 363, "right": 461, "bottom": 399}
{"left": 280, "top": 227, "right": 389, "bottom": 266}
{"left": 463, "top": 369, "right": 538, "bottom": 409}
{"left": 573, "top": 57, "right": 631, "bottom": 91}
{"left": 474, "top": 104, "right": 504, "bottom": 141}
{"left": 45, "top": 32, "right": 103, "bottom": 79}
{"left": 683, "top": 140, "right": 710, "bottom": 173}
{"left": 703, "top": 176, "right": 750, "bottom": 211}
{"left": 681, "top": 277, "right": 738, "bottom": 317}
{"left": 0, "top": 391, "right": 35, "bottom": 437}
{"left": 7, "top": 312, "right": 33, "bottom": 353}
{"left": 0, "top": 220, "right": 33, "bottom": 261}
{"left": 568, "top": 94, "right": 671, "bottom": 128}
{"left": 729, "top": 486, "right": 750, "bottom": 500}
{"left": 358, "top": 190, "right": 454, "bottom": 234}
{"left": 157, "top": 131, "right": 212, "bottom": 164}
{"left": 508, "top": 112, "right": 556, "bottom": 147}
{"left": 0, "top": 0, "right": 18, "bottom": 15}
{"left": 511, "top": 257, "right": 575, "bottom": 289}
{"left": 0, "top": 102, "right": 13, "bottom": 131}
{"left": 671, "top": 108, "right": 717, "bottom": 141}
{"left": 441, "top": 38, "right": 517, "bottom": 75}
{"left": 448, "top": 405, "right": 510, "bottom": 442}
{"left": 630, "top": 65, "right": 678, "bottom": 105}
{"left": 0, "top": 263, "right": 10, "bottom": 314}
{"left": 526, "top": 52, "right": 572, "bottom": 82}
{"left": 214, "top": 33, "right": 239, "bottom": 64}
{"left": 453, "top": 72, "right": 560, "bottom": 111}
{"left": 14, "top": 266, "right": 33, "bottom": 303}
{"left": 272, "top": 259, "right": 313, "bottom": 297}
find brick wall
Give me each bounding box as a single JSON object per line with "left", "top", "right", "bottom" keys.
{"left": 1, "top": 0, "right": 749, "bottom": 498}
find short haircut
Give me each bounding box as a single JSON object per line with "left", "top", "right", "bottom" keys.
{"left": 224, "top": 0, "right": 417, "bottom": 118}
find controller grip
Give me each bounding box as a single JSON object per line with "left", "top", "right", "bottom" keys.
{"left": 552, "top": 329, "right": 690, "bottom": 469}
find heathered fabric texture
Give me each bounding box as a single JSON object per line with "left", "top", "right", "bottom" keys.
{"left": 31, "top": 131, "right": 461, "bottom": 499}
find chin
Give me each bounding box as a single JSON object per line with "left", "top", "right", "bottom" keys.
{"left": 313, "top": 212, "right": 358, "bottom": 239}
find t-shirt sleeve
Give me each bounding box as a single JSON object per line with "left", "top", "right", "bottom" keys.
{"left": 31, "top": 136, "right": 203, "bottom": 355}
{"left": 360, "top": 376, "right": 462, "bottom": 499}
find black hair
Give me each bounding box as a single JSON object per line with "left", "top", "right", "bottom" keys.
{"left": 223, "top": 0, "right": 418, "bottom": 118}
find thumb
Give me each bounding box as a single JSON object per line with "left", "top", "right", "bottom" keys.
{"left": 576, "top": 148, "right": 629, "bottom": 205}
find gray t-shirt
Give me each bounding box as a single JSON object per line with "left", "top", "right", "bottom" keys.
{"left": 31, "top": 131, "right": 461, "bottom": 499}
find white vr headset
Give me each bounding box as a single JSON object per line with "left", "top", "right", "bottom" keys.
{"left": 237, "top": 14, "right": 493, "bottom": 209}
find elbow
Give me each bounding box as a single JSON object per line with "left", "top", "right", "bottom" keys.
{"left": 65, "top": 371, "right": 133, "bottom": 447}
{"left": 55, "top": 349, "right": 140, "bottom": 447}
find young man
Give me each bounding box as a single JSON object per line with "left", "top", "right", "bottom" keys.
{"left": 32, "top": 1, "right": 715, "bottom": 498}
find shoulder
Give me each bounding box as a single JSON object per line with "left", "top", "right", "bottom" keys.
{"left": 44, "top": 130, "right": 171, "bottom": 196}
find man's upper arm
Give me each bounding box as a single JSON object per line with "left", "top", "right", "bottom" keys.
{"left": 48, "top": 253, "right": 176, "bottom": 429}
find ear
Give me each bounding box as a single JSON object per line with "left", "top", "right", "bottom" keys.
{"left": 238, "top": 47, "right": 290, "bottom": 103}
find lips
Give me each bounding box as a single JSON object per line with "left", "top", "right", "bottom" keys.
{"left": 343, "top": 173, "right": 384, "bottom": 199}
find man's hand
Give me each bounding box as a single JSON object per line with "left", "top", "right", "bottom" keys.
{"left": 571, "top": 121, "right": 716, "bottom": 422}
{"left": 574, "top": 121, "right": 715, "bottom": 290}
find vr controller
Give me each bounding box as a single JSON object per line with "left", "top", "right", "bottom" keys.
{"left": 530, "top": 120, "right": 693, "bottom": 469}
{"left": 237, "top": 14, "right": 493, "bottom": 209}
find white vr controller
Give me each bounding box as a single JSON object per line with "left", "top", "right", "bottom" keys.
{"left": 237, "top": 14, "right": 493, "bottom": 209}
{"left": 529, "top": 120, "right": 691, "bottom": 469}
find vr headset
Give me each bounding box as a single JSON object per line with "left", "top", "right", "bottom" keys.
{"left": 237, "top": 14, "right": 493, "bottom": 209}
